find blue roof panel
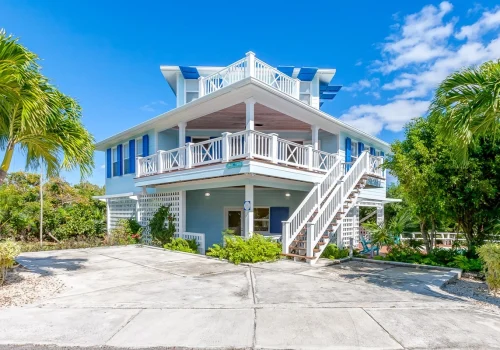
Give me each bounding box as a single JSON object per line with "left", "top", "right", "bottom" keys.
{"left": 179, "top": 66, "right": 200, "bottom": 79}
{"left": 297, "top": 67, "right": 318, "bottom": 81}
{"left": 277, "top": 66, "right": 295, "bottom": 77}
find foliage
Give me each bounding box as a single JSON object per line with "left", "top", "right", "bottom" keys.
{"left": 429, "top": 60, "right": 500, "bottom": 160}
{"left": 0, "top": 239, "right": 21, "bottom": 285}
{"left": 108, "top": 219, "right": 142, "bottom": 245}
{"left": 0, "top": 172, "right": 106, "bottom": 241}
{"left": 207, "top": 234, "right": 281, "bottom": 265}
{"left": 321, "top": 243, "right": 349, "bottom": 260}
{"left": 363, "top": 209, "right": 412, "bottom": 248}
{"left": 164, "top": 237, "right": 198, "bottom": 254}
{"left": 18, "top": 238, "right": 105, "bottom": 252}
{"left": 148, "top": 206, "right": 176, "bottom": 246}
{"left": 477, "top": 244, "right": 500, "bottom": 294}
{"left": 0, "top": 30, "right": 94, "bottom": 185}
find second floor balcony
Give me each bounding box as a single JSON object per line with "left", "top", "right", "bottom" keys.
{"left": 136, "top": 130, "right": 338, "bottom": 178}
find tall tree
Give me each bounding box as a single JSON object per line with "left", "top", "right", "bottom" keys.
{"left": 0, "top": 30, "right": 94, "bottom": 184}
{"left": 429, "top": 60, "right": 500, "bottom": 160}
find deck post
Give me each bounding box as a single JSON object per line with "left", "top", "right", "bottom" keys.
{"left": 244, "top": 184, "right": 254, "bottom": 238}
{"left": 178, "top": 122, "right": 187, "bottom": 148}
{"left": 270, "top": 133, "right": 278, "bottom": 164}
{"left": 311, "top": 125, "right": 319, "bottom": 150}
{"left": 282, "top": 222, "right": 290, "bottom": 254}
{"left": 246, "top": 51, "right": 256, "bottom": 78}
{"left": 157, "top": 150, "right": 163, "bottom": 173}
{"left": 198, "top": 77, "right": 204, "bottom": 98}
{"left": 306, "top": 223, "right": 314, "bottom": 258}
{"left": 294, "top": 80, "right": 300, "bottom": 99}
{"left": 221, "top": 132, "right": 231, "bottom": 162}
{"left": 185, "top": 143, "right": 193, "bottom": 169}
{"left": 306, "top": 145, "right": 314, "bottom": 171}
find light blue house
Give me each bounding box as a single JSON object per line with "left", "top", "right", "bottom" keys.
{"left": 95, "top": 52, "right": 396, "bottom": 263}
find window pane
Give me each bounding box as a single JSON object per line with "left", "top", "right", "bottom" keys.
{"left": 299, "top": 94, "right": 310, "bottom": 104}
{"left": 254, "top": 220, "right": 269, "bottom": 232}
{"left": 228, "top": 211, "right": 242, "bottom": 236}
{"left": 186, "top": 92, "right": 199, "bottom": 103}
{"left": 123, "top": 144, "right": 129, "bottom": 159}
{"left": 124, "top": 159, "right": 130, "bottom": 174}
{"left": 254, "top": 208, "right": 269, "bottom": 219}
{"left": 136, "top": 140, "right": 143, "bottom": 157}
{"left": 300, "top": 82, "right": 311, "bottom": 93}
{"left": 113, "top": 162, "right": 118, "bottom": 176}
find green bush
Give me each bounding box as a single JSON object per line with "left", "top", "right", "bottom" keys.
{"left": 321, "top": 243, "right": 349, "bottom": 260}
{"left": 164, "top": 237, "right": 198, "bottom": 254}
{"left": 477, "top": 243, "right": 500, "bottom": 294}
{"left": 0, "top": 240, "right": 21, "bottom": 285}
{"left": 207, "top": 234, "right": 281, "bottom": 265}
{"left": 447, "top": 255, "right": 482, "bottom": 272}
{"left": 149, "top": 206, "right": 176, "bottom": 246}
{"left": 18, "top": 238, "right": 104, "bottom": 252}
{"left": 108, "top": 219, "right": 142, "bottom": 245}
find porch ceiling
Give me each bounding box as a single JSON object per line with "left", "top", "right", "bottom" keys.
{"left": 185, "top": 103, "right": 311, "bottom": 131}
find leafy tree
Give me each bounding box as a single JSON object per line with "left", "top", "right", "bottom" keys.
{"left": 0, "top": 30, "right": 94, "bottom": 185}
{"left": 429, "top": 59, "right": 500, "bottom": 160}
{"left": 148, "top": 205, "right": 176, "bottom": 246}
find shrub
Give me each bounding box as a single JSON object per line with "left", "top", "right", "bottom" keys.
{"left": 321, "top": 243, "right": 349, "bottom": 260}
{"left": 108, "top": 219, "right": 142, "bottom": 245}
{"left": 18, "top": 238, "right": 104, "bottom": 252}
{"left": 477, "top": 243, "right": 500, "bottom": 295}
{"left": 0, "top": 240, "right": 21, "bottom": 285}
{"left": 207, "top": 234, "right": 281, "bottom": 265}
{"left": 447, "top": 255, "right": 482, "bottom": 272}
{"left": 149, "top": 206, "right": 176, "bottom": 246}
{"left": 164, "top": 237, "right": 198, "bottom": 254}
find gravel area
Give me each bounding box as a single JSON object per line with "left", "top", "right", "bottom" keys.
{"left": 0, "top": 266, "right": 64, "bottom": 307}
{"left": 442, "top": 276, "right": 500, "bottom": 314}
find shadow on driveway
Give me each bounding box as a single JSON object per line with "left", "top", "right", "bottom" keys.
{"left": 15, "top": 256, "right": 87, "bottom": 276}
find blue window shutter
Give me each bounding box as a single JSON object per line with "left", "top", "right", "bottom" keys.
{"left": 185, "top": 136, "right": 191, "bottom": 144}
{"left": 142, "top": 135, "right": 149, "bottom": 156}
{"left": 358, "top": 142, "right": 364, "bottom": 155}
{"left": 106, "top": 148, "right": 112, "bottom": 178}
{"left": 345, "top": 137, "right": 352, "bottom": 171}
{"left": 380, "top": 151, "right": 385, "bottom": 157}
{"left": 129, "top": 139, "right": 135, "bottom": 173}
{"left": 117, "top": 144, "right": 123, "bottom": 176}
{"left": 370, "top": 147, "right": 376, "bottom": 156}
{"left": 270, "top": 207, "right": 289, "bottom": 234}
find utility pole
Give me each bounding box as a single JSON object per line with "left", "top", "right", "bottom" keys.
{"left": 40, "top": 168, "right": 43, "bottom": 247}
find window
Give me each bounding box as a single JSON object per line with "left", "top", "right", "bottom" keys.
{"left": 351, "top": 141, "right": 359, "bottom": 160}
{"left": 136, "top": 138, "right": 143, "bottom": 157}
{"left": 123, "top": 143, "right": 130, "bottom": 174}
{"left": 375, "top": 150, "right": 381, "bottom": 157}
{"left": 112, "top": 147, "right": 118, "bottom": 176}
{"left": 185, "top": 80, "right": 199, "bottom": 103}
{"left": 254, "top": 207, "right": 270, "bottom": 233}
{"left": 299, "top": 81, "right": 311, "bottom": 105}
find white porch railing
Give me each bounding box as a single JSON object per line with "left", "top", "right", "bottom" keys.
{"left": 173, "top": 232, "right": 206, "bottom": 254}
{"left": 136, "top": 130, "right": 338, "bottom": 178}
{"left": 198, "top": 52, "right": 300, "bottom": 100}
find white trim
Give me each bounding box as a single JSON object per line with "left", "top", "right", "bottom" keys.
{"left": 223, "top": 207, "right": 244, "bottom": 236}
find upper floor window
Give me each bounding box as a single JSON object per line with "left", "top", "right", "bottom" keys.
{"left": 136, "top": 138, "right": 143, "bottom": 157}
{"left": 375, "top": 150, "right": 382, "bottom": 157}
{"left": 351, "top": 141, "right": 359, "bottom": 160}
{"left": 112, "top": 147, "right": 118, "bottom": 176}
{"left": 299, "top": 82, "right": 311, "bottom": 105}
{"left": 185, "top": 79, "right": 199, "bottom": 103}
{"left": 123, "top": 143, "right": 131, "bottom": 174}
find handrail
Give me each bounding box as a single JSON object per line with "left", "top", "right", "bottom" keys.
{"left": 201, "top": 57, "right": 248, "bottom": 95}
{"left": 254, "top": 58, "right": 299, "bottom": 97}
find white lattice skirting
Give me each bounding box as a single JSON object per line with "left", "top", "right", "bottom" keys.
{"left": 108, "top": 198, "right": 137, "bottom": 230}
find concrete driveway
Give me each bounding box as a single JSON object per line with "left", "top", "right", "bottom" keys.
{"left": 1, "top": 245, "right": 499, "bottom": 349}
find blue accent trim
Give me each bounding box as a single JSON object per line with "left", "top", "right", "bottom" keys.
{"left": 117, "top": 144, "right": 123, "bottom": 176}
{"left": 129, "top": 139, "right": 136, "bottom": 173}
{"left": 106, "top": 148, "right": 112, "bottom": 178}
{"left": 370, "top": 147, "right": 376, "bottom": 156}
{"left": 381, "top": 151, "right": 385, "bottom": 157}
{"left": 179, "top": 66, "right": 200, "bottom": 79}
{"left": 142, "top": 135, "right": 149, "bottom": 157}
{"left": 358, "top": 142, "right": 364, "bottom": 155}
{"left": 185, "top": 136, "right": 192, "bottom": 144}
{"left": 277, "top": 66, "right": 294, "bottom": 77}
{"left": 270, "top": 207, "right": 289, "bottom": 234}
{"left": 345, "top": 137, "right": 352, "bottom": 171}
{"left": 297, "top": 67, "right": 318, "bottom": 81}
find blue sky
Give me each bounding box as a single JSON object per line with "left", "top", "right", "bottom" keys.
{"left": 1, "top": 0, "right": 499, "bottom": 185}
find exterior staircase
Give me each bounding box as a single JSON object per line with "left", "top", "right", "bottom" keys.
{"left": 281, "top": 150, "right": 384, "bottom": 264}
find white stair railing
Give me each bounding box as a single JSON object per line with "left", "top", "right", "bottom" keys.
{"left": 137, "top": 153, "right": 158, "bottom": 177}
{"left": 306, "top": 151, "right": 370, "bottom": 257}
{"left": 254, "top": 58, "right": 299, "bottom": 97}
{"left": 200, "top": 57, "right": 247, "bottom": 96}
{"left": 190, "top": 137, "right": 223, "bottom": 166}
{"left": 159, "top": 147, "right": 185, "bottom": 172}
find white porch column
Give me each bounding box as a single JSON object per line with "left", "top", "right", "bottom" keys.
{"left": 179, "top": 190, "right": 186, "bottom": 234}
{"left": 178, "top": 122, "right": 186, "bottom": 148}
{"left": 377, "top": 205, "right": 385, "bottom": 226}
{"left": 311, "top": 125, "right": 319, "bottom": 150}
{"left": 245, "top": 98, "right": 255, "bottom": 131}
{"left": 246, "top": 51, "right": 256, "bottom": 78}
{"left": 244, "top": 184, "right": 254, "bottom": 238}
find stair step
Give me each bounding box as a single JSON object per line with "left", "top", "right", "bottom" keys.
{"left": 281, "top": 253, "right": 315, "bottom": 260}
{"left": 290, "top": 247, "right": 321, "bottom": 253}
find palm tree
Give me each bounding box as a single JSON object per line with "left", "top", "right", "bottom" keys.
{"left": 0, "top": 30, "right": 94, "bottom": 185}
{"left": 429, "top": 60, "right": 500, "bottom": 160}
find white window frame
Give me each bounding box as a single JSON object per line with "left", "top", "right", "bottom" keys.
{"left": 123, "top": 143, "right": 130, "bottom": 174}
{"left": 375, "top": 150, "right": 382, "bottom": 157}
{"left": 135, "top": 137, "right": 143, "bottom": 157}
{"left": 253, "top": 206, "right": 270, "bottom": 234}
{"left": 112, "top": 147, "right": 118, "bottom": 177}
{"left": 351, "top": 141, "right": 359, "bottom": 160}
{"left": 185, "top": 79, "right": 199, "bottom": 104}
{"left": 223, "top": 207, "right": 244, "bottom": 236}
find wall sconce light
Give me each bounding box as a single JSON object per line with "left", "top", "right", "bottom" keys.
{"left": 285, "top": 193, "right": 291, "bottom": 197}
{"left": 205, "top": 192, "right": 211, "bottom": 197}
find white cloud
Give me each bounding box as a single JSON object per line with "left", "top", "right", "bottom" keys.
{"left": 456, "top": 7, "right": 500, "bottom": 40}
{"left": 140, "top": 100, "right": 167, "bottom": 112}
{"left": 340, "top": 2, "right": 500, "bottom": 136}
{"left": 339, "top": 100, "right": 430, "bottom": 135}
{"left": 343, "top": 79, "right": 373, "bottom": 92}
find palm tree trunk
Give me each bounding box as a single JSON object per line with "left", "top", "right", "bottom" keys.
{"left": 0, "top": 144, "right": 14, "bottom": 186}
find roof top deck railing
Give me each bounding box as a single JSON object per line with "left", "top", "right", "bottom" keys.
{"left": 199, "top": 52, "right": 300, "bottom": 99}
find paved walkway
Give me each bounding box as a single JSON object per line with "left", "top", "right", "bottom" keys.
{"left": 1, "top": 245, "right": 499, "bottom": 349}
